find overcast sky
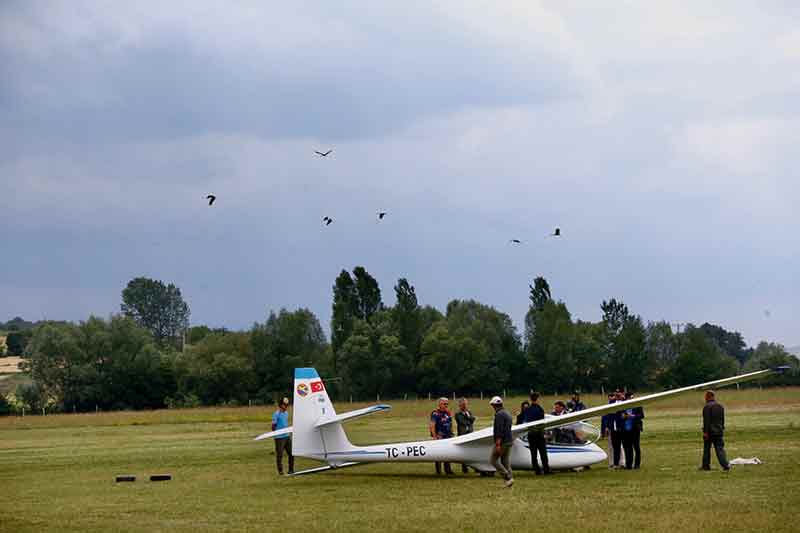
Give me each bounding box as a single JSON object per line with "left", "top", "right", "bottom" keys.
{"left": 2, "top": 1, "right": 797, "bottom": 347}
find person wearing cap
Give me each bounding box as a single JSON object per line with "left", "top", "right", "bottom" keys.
{"left": 525, "top": 392, "right": 550, "bottom": 475}
{"left": 455, "top": 398, "right": 476, "bottom": 474}
{"left": 430, "top": 397, "right": 454, "bottom": 475}
{"left": 489, "top": 396, "right": 514, "bottom": 487}
{"left": 272, "top": 397, "right": 294, "bottom": 475}
{"left": 701, "top": 390, "right": 730, "bottom": 471}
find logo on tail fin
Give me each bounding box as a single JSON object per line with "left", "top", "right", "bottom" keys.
{"left": 311, "top": 380, "right": 325, "bottom": 393}
{"left": 297, "top": 383, "right": 309, "bottom": 397}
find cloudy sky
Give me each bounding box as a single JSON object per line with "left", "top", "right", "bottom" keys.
{"left": 2, "top": 1, "right": 797, "bottom": 347}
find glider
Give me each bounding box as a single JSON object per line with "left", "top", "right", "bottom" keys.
{"left": 315, "top": 150, "right": 333, "bottom": 157}
{"left": 206, "top": 195, "right": 216, "bottom": 206}
{"left": 255, "top": 367, "right": 786, "bottom": 476}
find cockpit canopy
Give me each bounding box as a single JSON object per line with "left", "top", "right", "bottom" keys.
{"left": 519, "top": 421, "right": 601, "bottom": 447}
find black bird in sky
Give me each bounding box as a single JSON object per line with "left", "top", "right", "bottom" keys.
{"left": 206, "top": 194, "right": 216, "bottom": 206}
{"left": 315, "top": 149, "right": 333, "bottom": 157}
{"left": 509, "top": 239, "right": 522, "bottom": 244}
{"left": 378, "top": 212, "right": 387, "bottom": 220}
{"left": 322, "top": 216, "right": 333, "bottom": 226}
{"left": 551, "top": 227, "right": 561, "bottom": 237}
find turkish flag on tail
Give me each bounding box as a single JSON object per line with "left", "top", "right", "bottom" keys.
{"left": 310, "top": 380, "right": 324, "bottom": 393}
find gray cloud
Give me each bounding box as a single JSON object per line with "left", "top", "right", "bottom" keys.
{"left": 1, "top": 1, "right": 798, "bottom": 346}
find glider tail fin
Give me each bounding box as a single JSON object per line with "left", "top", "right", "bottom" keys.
{"left": 292, "top": 368, "right": 353, "bottom": 459}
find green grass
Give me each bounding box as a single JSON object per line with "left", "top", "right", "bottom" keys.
{"left": 2, "top": 389, "right": 800, "bottom": 532}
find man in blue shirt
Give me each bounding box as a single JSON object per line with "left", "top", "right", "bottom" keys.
{"left": 429, "top": 398, "right": 454, "bottom": 475}
{"left": 272, "top": 397, "right": 294, "bottom": 475}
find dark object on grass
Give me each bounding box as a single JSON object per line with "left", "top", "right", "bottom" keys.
{"left": 115, "top": 475, "right": 136, "bottom": 482}
{"left": 150, "top": 474, "right": 172, "bottom": 481}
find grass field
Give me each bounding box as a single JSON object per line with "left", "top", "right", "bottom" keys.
{"left": 2, "top": 389, "right": 799, "bottom": 532}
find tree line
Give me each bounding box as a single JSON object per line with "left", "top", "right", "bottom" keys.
{"left": 2, "top": 270, "right": 797, "bottom": 414}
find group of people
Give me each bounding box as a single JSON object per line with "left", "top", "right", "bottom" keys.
{"left": 272, "top": 388, "right": 733, "bottom": 479}
{"left": 600, "top": 390, "right": 644, "bottom": 470}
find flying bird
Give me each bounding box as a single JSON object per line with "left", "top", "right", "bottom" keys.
{"left": 206, "top": 194, "right": 216, "bottom": 206}
{"left": 378, "top": 212, "right": 387, "bottom": 220}
{"left": 322, "top": 216, "right": 333, "bottom": 226}
{"left": 315, "top": 149, "right": 333, "bottom": 157}
{"left": 509, "top": 239, "right": 522, "bottom": 244}
{"left": 551, "top": 227, "right": 561, "bottom": 237}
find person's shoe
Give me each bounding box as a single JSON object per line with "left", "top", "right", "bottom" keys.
{"left": 698, "top": 466, "right": 711, "bottom": 471}
{"left": 504, "top": 477, "right": 514, "bottom": 487}
{"left": 722, "top": 466, "right": 731, "bottom": 472}
{"left": 534, "top": 471, "right": 542, "bottom": 476}
{"left": 288, "top": 470, "right": 294, "bottom": 475}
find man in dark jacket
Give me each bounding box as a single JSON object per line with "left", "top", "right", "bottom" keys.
{"left": 701, "top": 390, "right": 730, "bottom": 471}
{"left": 455, "top": 398, "right": 476, "bottom": 473}
{"left": 525, "top": 392, "right": 550, "bottom": 475}
{"left": 490, "top": 396, "right": 514, "bottom": 487}
{"left": 621, "top": 391, "right": 644, "bottom": 469}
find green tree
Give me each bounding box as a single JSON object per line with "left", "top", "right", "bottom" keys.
{"left": 331, "top": 270, "right": 357, "bottom": 357}
{"left": 418, "top": 300, "right": 518, "bottom": 394}
{"left": 645, "top": 321, "right": 679, "bottom": 385}
{"left": 251, "top": 308, "right": 327, "bottom": 401}
{"left": 175, "top": 332, "right": 254, "bottom": 405}
{"left": 698, "top": 323, "right": 748, "bottom": 365}
{"left": 743, "top": 342, "right": 800, "bottom": 386}
{"left": 352, "top": 266, "right": 383, "bottom": 321}
{"left": 16, "top": 383, "right": 46, "bottom": 412}
{"left": 392, "top": 278, "right": 422, "bottom": 360}
{"left": 121, "top": 277, "right": 190, "bottom": 348}
{"left": 607, "top": 314, "right": 649, "bottom": 390}
{"left": 5, "top": 331, "right": 31, "bottom": 356}
{"left": 666, "top": 325, "right": 738, "bottom": 386}
{"left": 527, "top": 300, "right": 576, "bottom": 394}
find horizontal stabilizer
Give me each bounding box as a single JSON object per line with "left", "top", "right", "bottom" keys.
{"left": 288, "top": 462, "right": 362, "bottom": 476}
{"left": 254, "top": 427, "right": 293, "bottom": 441}
{"left": 315, "top": 404, "right": 391, "bottom": 428}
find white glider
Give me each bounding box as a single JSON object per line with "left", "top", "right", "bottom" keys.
{"left": 255, "top": 366, "right": 785, "bottom": 476}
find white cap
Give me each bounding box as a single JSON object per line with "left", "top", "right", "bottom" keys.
{"left": 489, "top": 396, "right": 503, "bottom": 406}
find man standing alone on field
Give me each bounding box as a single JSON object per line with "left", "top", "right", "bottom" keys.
{"left": 701, "top": 390, "right": 730, "bottom": 471}
{"left": 272, "top": 397, "right": 294, "bottom": 475}
{"left": 525, "top": 392, "right": 550, "bottom": 475}
{"left": 455, "top": 398, "right": 476, "bottom": 473}
{"left": 490, "top": 396, "right": 514, "bottom": 487}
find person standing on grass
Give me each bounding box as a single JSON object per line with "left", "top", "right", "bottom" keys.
{"left": 516, "top": 401, "right": 530, "bottom": 424}
{"left": 272, "top": 397, "right": 294, "bottom": 475}
{"left": 430, "top": 397, "right": 454, "bottom": 475}
{"left": 701, "top": 390, "right": 730, "bottom": 471}
{"left": 455, "top": 398, "right": 476, "bottom": 474}
{"left": 601, "top": 392, "right": 626, "bottom": 469}
{"left": 525, "top": 392, "right": 550, "bottom": 475}
{"left": 621, "top": 391, "right": 644, "bottom": 469}
{"left": 489, "top": 396, "right": 514, "bottom": 487}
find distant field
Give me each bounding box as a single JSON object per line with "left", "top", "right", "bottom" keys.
{"left": 1, "top": 388, "right": 799, "bottom": 532}
{"left": 0, "top": 356, "right": 23, "bottom": 374}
